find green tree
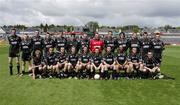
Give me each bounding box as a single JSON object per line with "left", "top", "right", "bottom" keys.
{"left": 86, "top": 21, "right": 99, "bottom": 32}
{"left": 164, "top": 25, "right": 172, "bottom": 32}
{"left": 40, "top": 23, "right": 44, "bottom": 32}
{"left": 44, "top": 24, "right": 49, "bottom": 32}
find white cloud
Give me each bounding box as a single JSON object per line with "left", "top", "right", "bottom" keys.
{"left": 0, "top": 0, "right": 180, "bottom": 27}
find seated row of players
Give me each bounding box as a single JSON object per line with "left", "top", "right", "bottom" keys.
{"left": 32, "top": 46, "right": 160, "bottom": 80}
{"left": 8, "top": 28, "right": 164, "bottom": 79}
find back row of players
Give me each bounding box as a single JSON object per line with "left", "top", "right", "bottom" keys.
{"left": 8, "top": 28, "right": 165, "bottom": 79}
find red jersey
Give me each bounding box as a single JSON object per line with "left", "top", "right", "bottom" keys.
{"left": 90, "top": 39, "right": 104, "bottom": 53}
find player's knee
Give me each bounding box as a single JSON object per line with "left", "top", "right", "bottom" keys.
{"left": 157, "top": 68, "right": 160, "bottom": 72}
{"left": 86, "top": 65, "right": 91, "bottom": 70}
{"left": 55, "top": 64, "right": 59, "bottom": 69}
{"left": 53, "top": 66, "right": 56, "bottom": 70}
{"left": 114, "top": 65, "right": 118, "bottom": 71}
{"left": 129, "top": 63, "right": 133, "bottom": 68}
{"left": 39, "top": 66, "right": 43, "bottom": 70}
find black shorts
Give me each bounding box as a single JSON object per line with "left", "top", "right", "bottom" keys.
{"left": 147, "top": 66, "right": 154, "bottom": 69}
{"left": 34, "top": 67, "right": 42, "bottom": 75}
{"left": 78, "top": 65, "right": 87, "bottom": 71}
{"left": 58, "top": 64, "right": 65, "bottom": 69}
{"left": 155, "top": 58, "right": 162, "bottom": 64}
{"left": 47, "top": 63, "right": 56, "bottom": 66}
{"left": 116, "top": 63, "right": 127, "bottom": 70}
{"left": 22, "top": 53, "right": 32, "bottom": 61}
{"left": 9, "top": 51, "right": 19, "bottom": 57}
{"left": 106, "top": 63, "right": 114, "bottom": 70}
{"left": 71, "top": 63, "right": 77, "bottom": 68}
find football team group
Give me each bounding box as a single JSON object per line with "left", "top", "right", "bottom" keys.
{"left": 8, "top": 28, "right": 165, "bottom": 80}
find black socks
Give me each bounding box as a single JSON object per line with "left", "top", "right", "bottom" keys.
{"left": 9, "top": 65, "right": 13, "bottom": 75}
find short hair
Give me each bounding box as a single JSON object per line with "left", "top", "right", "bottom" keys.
{"left": 119, "top": 32, "right": 125, "bottom": 37}
{"left": 155, "top": 33, "right": 160, "bottom": 35}
{"left": 11, "top": 28, "right": 16, "bottom": 31}
{"left": 108, "top": 31, "right": 112, "bottom": 33}
{"left": 143, "top": 32, "right": 148, "bottom": 34}
{"left": 35, "top": 50, "right": 41, "bottom": 55}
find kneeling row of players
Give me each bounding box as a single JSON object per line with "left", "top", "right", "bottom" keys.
{"left": 28, "top": 46, "right": 161, "bottom": 80}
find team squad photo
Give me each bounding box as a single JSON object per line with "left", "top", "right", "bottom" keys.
{"left": 1, "top": 0, "right": 180, "bottom": 105}
{"left": 8, "top": 28, "right": 165, "bottom": 80}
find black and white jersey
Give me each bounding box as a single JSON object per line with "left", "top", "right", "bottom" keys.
{"left": 80, "top": 39, "right": 89, "bottom": 50}
{"left": 104, "top": 38, "right": 116, "bottom": 52}
{"left": 116, "top": 38, "right": 128, "bottom": 52}
{"left": 128, "top": 38, "right": 142, "bottom": 53}
{"left": 67, "top": 54, "right": 79, "bottom": 65}
{"left": 92, "top": 54, "right": 103, "bottom": 67}
{"left": 21, "top": 40, "right": 32, "bottom": 54}
{"left": 55, "top": 52, "right": 67, "bottom": 63}
{"left": 8, "top": 35, "right": 21, "bottom": 53}
{"left": 55, "top": 37, "right": 67, "bottom": 51}
{"left": 79, "top": 53, "right": 91, "bottom": 64}
{"left": 44, "top": 37, "right": 55, "bottom": 51}
{"left": 45, "top": 52, "right": 57, "bottom": 65}
{"left": 143, "top": 57, "right": 159, "bottom": 68}
{"left": 116, "top": 52, "right": 127, "bottom": 65}
{"left": 67, "top": 39, "right": 80, "bottom": 52}
{"left": 103, "top": 53, "right": 115, "bottom": 65}
{"left": 128, "top": 54, "right": 142, "bottom": 63}
{"left": 32, "top": 36, "right": 44, "bottom": 51}
{"left": 152, "top": 39, "right": 165, "bottom": 58}
{"left": 141, "top": 38, "right": 152, "bottom": 54}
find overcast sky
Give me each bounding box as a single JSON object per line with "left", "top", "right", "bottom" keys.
{"left": 0, "top": 0, "right": 180, "bottom": 27}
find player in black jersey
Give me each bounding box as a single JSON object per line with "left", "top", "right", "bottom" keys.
{"left": 55, "top": 47, "right": 67, "bottom": 78}
{"left": 44, "top": 32, "right": 55, "bottom": 56}
{"left": 104, "top": 31, "right": 116, "bottom": 52}
{"left": 114, "top": 45, "right": 129, "bottom": 79}
{"left": 55, "top": 32, "right": 67, "bottom": 52}
{"left": 79, "top": 33, "right": 89, "bottom": 53}
{"left": 64, "top": 46, "right": 79, "bottom": 79}
{"left": 91, "top": 48, "right": 103, "bottom": 79}
{"left": 67, "top": 34, "right": 80, "bottom": 53}
{"left": 143, "top": 52, "right": 160, "bottom": 79}
{"left": 102, "top": 46, "right": 116, "bottom": 79}
{"left": 152, "top": 33, "right": 165, "bottom": 64}
{"left": 128, "top": 33, "right": 142, "bottom": 54}
{"left": 127, "top": 48, "right": 144, "bottom": 78}
{"left": 76, "top": 46, "right": 91, "bottom": 79}
{"left": 140, "top": 32, "right": 153, "bottom": 59}
{"left": 31, "top": 30, "right": 44, "bottom": 56}
{"left": 8, "top": 28, "right": 22, "bottom": 75}
{"left": 44, "top": 47, "right": 57, "bottom": 78}
{"left": 32, "top": 50, "right": 46, "bottom": 79}
{"left": 20, "top": 34, "right": 32, "bottom": 75}
{"left": 116, "top": 32, "right": 128, "bottom": 52}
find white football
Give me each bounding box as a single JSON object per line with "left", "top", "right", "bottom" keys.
{"left": 94, "top": 74, "right": 100, "bottom": 80}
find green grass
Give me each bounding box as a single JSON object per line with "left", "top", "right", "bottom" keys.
{"left": 0, "top": 45, "right": 180, "bottom": 105}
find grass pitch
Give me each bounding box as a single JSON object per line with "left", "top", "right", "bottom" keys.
{"left": 0, "top": 45, "right": 180, "bottom": 105}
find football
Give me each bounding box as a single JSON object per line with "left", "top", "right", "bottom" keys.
{"left": 94, "top": 74, "right": 100, "bottom": 80}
